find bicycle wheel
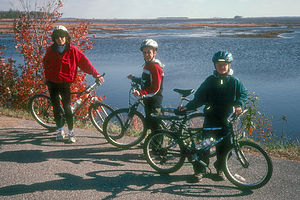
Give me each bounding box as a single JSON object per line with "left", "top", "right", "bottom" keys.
{"left": 143, "top": 131, "right": 185, "bottom": 174}
{"left": 224, "top": 140, "right": 273, "bottom": 189}
{"left": 89, "top": 101, "right": 114, "bottom": 133}
{"left": 29, "top": 94, "right": 58, "bottom": 131}
{"left": 102, "top": 108, "right": 147, "bottom": 149}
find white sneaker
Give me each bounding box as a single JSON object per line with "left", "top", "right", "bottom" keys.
{"left": 68, "top": 131, "right": 76, "bottom": 143}
{"left": 56, "top": 129, "right": 66, "bottom": 141}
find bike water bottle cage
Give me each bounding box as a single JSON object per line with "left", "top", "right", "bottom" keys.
{"left": 173, "top": 89, "right": 194, "bottom": 97}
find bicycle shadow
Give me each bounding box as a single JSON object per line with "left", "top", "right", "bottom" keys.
{"left": 0, "top": 127, "right": 107, "bottom": 147}
{"left": 0, "top": 169, "right": 253, "bottom": 199}
{"left": 0, "top": 146, "right": 145, "bottom": 165}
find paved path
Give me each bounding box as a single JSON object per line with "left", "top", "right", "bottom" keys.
{"left": 0, "top": 115, "right": 299, "bottom": 200}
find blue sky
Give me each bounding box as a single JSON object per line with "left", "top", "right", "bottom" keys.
{"left": 1, "top": 0, "right": 300, "bottom": 19}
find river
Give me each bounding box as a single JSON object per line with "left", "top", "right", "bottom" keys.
{"left": 1, "top": 17, "right": 300, "bottom": 139}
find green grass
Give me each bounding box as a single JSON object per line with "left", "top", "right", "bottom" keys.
{"left": 0, "top": 106, "right": 299, "bottom": 161}
{"left": 0, "top": 106, "right": 97, "bottom": 130}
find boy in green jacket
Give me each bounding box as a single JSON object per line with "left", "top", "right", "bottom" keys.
{"left": 179, "top": 51, "right": 248, "bottom": 182}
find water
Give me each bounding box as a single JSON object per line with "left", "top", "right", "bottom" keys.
{"left": 1, "top": 17, "right": 300, "bottom": 139}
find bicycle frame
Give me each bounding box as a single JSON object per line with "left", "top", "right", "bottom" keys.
{"left": 182, "top": 109, "right": 249, "bottom": 170}
{"left": 71, "top": 81, "right": 101, "bottom": 117}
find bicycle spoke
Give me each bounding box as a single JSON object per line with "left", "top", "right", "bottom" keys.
{"left": 144, "top": 131, "right": 185, "bottom": 173}
{"left": 103, "top": 109, "right": 146, "bottom": 148}
{"left": 225, "top": 141, "right": 272, "bottom": 189}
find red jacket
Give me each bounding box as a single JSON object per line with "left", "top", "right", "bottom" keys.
{"left": 139, "top": 59, "right": 164, "bottom": 97}
{"left": 43, "top": 44, "right": 99, "bottom": 83}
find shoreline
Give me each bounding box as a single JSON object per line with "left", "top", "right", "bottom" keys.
{"left": 0, "top": 18, "right": 298, "bottom": 38}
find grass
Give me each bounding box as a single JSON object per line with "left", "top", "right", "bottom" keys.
{"left": 0, "top": 106, "right": 97, "bottom": 131}
{"left": 0, "top": 106, "right": 299, "bottom": 162}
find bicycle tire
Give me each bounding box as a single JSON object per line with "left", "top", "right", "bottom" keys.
{"left": 102, "top": 108, "right": 147, "bottom": 149}
{"left": 143, "top": 131, "right": 185, "bottom": 174}
{"left": 29, "top": 94, "right": 59, "bottom": 131}
{"left": 224, "top": 140, "right": 273, "bottom": 189}
{"left": 89, "top": 101, "right": 114, "bottom": 133}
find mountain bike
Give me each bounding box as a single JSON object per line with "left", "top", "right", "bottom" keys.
{"left": 102, "top": 79, "right": 205, "bottom": 149}
{"left": 29, "top": 75, "right": 114, "bottom": 132}
{"left": 143, "top": 108, "right": 273, "bottom": 190}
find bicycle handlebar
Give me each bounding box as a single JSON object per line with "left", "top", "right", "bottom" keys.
{"left": 227, "top": 108, "right": 248, "bottom": 123}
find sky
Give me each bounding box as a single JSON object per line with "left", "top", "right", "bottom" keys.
{"left": 1, "top": 0, "right": 300, "bottom": 19}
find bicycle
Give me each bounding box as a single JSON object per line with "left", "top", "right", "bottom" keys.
{"left": 29, "top": 74, "right": 114, "bottom": 132}
{"left": 143, "top": 108, "right": 273, "bottom": 190}
{"left": 102, "top": 79, "right": 205, "bottom": 149}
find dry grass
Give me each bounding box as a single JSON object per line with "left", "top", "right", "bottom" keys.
{"left": 0, "top": 18, "right": 296, "bottom": 38}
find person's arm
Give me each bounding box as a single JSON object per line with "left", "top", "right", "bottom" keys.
{"left": 184, "top": 78, "right": 209, "bottom": 111}
{"left": 234, "top": 79, "right": 248, "bottom": 115}
{"left": 235, "top": 80, "right": 248, "bottom": 108}
{"left": 77, "top": 53, "right": 99, "bottom": 78}
{"left": 139, "top": 64, "right": 162, "bottom": 97}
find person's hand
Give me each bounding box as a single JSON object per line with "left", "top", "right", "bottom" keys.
{"left": 234, "top": 106, "right": 242, "bottom": 115}
{"left": 132, "top": 89, "right": 140, "bottom": 97}
{"left": 96, "top": 74, "right": 104, "bottom": 83}
{"left": 127, "top": 74, "right": 134, "bottom": 80}
{"left": 177, "top": 106, "right": 187, "bottom": 112}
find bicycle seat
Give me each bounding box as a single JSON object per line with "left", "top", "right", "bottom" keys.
{"left": 173, "top": 89, "right": 194, "bottom": 97}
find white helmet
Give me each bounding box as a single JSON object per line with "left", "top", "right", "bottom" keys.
{"left": 53, "top": 25, "right": 68, "bottom": 32}
{"left": 140, "top": 39, "right": 158, "bottom": 51}
{"left": 52, "top": 25, "right": 70, "bottom": 42}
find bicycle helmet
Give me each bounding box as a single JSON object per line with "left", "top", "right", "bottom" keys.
{"left": 52, "top": 25, "right": 70, "bottom": 42}
{"left": 140, "top": 39, "right": 158, "bottom": 51}
{"left": 212, "top": 51, "right": 233, "bottom": 63}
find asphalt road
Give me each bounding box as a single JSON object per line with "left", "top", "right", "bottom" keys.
{"left": 0, "top": 115, "right": 299, "bottom": 200}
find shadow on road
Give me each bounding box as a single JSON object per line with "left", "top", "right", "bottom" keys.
{"left": 0, "top": 169, "right": 253, "bottom": 199}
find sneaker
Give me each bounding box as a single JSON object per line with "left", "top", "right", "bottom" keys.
{"left": 188, "top": 173, "right": 203, "bottom": 183}
{"left": 216, "top": 170, "right": 226, "bottom": 181}
{"left": 68, "top": 131, "right": 76, "bottom": 143}
{"left": 56, "top": 129, "right": 66, "bottom": 141}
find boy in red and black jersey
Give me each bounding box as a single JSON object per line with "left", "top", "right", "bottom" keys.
{"left": 127, "top": 39, "right": 164, "bottom": 133}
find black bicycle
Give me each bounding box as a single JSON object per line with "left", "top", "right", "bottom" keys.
{"left": 102, "top": 80, "right": 205, "bottom": 149}
{"left": 143, "top": 109, "right": 273, "bottom": 190}
{"left": 29, "top": 75, "right": 114, "bottom": 132}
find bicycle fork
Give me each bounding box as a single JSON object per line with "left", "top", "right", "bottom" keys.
{"left": 233, "top": 143, "right": 249, "bottom": 168}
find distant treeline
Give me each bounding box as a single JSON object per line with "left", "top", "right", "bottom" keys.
{"left": 0, "top": 9, "right": 45, "bottom": 19}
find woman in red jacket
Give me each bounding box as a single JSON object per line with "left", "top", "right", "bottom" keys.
{"left": 43, "top": 25, "right": 104, "bottom": 143}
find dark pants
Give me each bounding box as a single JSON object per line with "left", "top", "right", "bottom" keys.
{"left": 47, "top": 81, "right": 73, "bottom": 130}
{"left": 143, "top": 96, "right": 163, "bottom": 133}
{"left": 193, "top": 115, "right": 231, "bottom": 174}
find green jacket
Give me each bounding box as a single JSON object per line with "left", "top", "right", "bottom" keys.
{"left": 186, "top": 69, "right": 248, "bottom": 119}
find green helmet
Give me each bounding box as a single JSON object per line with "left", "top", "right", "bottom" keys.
{"left": 212, "top": 51, "right": 233, "bottom": 63}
